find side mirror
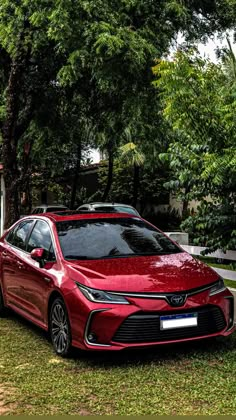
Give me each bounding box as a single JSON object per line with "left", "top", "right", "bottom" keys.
{"left": 30, "top": 248, "right": 45, "bottom": 268}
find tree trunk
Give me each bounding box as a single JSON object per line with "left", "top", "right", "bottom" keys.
{"left": 1, "top": 28, "right": 31, "bottom": 228}
{"left": 132, "top": 164, "right": 140, "bottom": 208}
{"left": 182, "top": 199, "right": 189, "bottom": 220}
{"left": 182, "top": 185, "right": 190, "bottom": 220}
{"left": 1, "top": 55, "right": 25, "bottom": 228}
{"left": 3, "top": 171, "right": 20, "bottom": 229}
{"left": 20, "top": 142, "right": 33, "bottom": 214}
{"left": 102, "top": 144, "right": 114, "bottom": 201}
{"left": 70, "top": 142, "right": 81, "bottom": 209}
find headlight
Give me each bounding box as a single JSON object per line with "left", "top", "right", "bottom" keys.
{"left": 209, "top": 278, "right": 226, "bottom": 296}
{"left": 76, "top": 283, "right": 129, "bottom": 304}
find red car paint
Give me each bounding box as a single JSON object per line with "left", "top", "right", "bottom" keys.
{"left": 0, "top": 212, "right": 234, "bottom": 351}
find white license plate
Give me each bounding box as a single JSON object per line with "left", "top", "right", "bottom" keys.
{"left": 160, "top": 313, "right": 198, "bottom": 330}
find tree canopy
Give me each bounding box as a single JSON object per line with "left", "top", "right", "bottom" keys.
{"left": 0, "top": 0, "right": 235, "bottom": 228}
{"left": 153, "top": 48, "right": 236, "bottom": 251}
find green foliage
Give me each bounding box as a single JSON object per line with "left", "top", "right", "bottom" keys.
{"left": 153, "top": 49, "right": 236, "bottom": 251}
{"left": 143, "top": 207, "right": 182, "bottom": 231}
{"left": 182, "top": 199, "right": 236, "bottom": 252}
{"left": 0, "top": 0, "right": 52, "bottom": 57}
{"left": 45, "top": 0, "right": 232, "bottom": 167}
{"left": 0, "top": 0, "right": 235, "bottom": 224}
{"left": 98, "top": 158, "right": 170, "bottom": 213}
{"left": 98, "top": 160, "right": 133, "bottom": 203}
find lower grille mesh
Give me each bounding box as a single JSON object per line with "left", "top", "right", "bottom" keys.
{"left": 112, "top": 305, "right": 226, "bottom": 343}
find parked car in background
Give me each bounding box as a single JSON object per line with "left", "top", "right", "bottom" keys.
{"left": 0, "top": 211, "right": 234, "bottom": 357}
{"left": 31, "top": 204, "right": 68, "bottom": 214}
{"left": 77, "top": 202, "right": 140, "bottom": 216}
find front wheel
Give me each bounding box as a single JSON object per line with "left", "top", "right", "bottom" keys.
{"left": 49, "top": 297, "right": 72, "bottom": 357}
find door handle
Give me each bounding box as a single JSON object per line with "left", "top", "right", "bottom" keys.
{"left": 2, "top": 251, "right": 8, "bottom": 257}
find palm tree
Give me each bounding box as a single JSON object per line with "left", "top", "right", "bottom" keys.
{"left": 225, "top": 34, "right": 236, "bottom": 81}
{"left": 119, "top": 135, "right": 145, "bottom": 207}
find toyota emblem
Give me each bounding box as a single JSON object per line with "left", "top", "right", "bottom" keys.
{"left": 169, "top": 295, "right": 186, "bottom": 306}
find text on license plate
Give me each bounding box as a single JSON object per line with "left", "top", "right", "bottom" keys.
{"left": 160, "top": 313, "right": 198, "bottom": 330}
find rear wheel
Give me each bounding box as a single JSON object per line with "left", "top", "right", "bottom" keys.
{"left": 0, "top": 286, "right": 7, "bottom": 317}
{"left": 49, "top": 297, "right": 72, "bottom": 357}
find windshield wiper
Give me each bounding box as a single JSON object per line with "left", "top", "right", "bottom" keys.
{"left": 64, "top": 255, "right": 91, "bottom": 260}
{"left": 65, "top": 250, "right": 183, "bottom": 260}
{"left": 98, "top": 250, "right": 183, "bottom": 258}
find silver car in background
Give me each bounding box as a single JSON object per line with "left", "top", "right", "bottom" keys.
{"left": 76, "top": 202, "right": 140, "bottom": 216}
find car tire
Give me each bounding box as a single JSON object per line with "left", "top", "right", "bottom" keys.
{"left": 0, "top": 285, "right": 7, "bottom": 317}
{"left": 49, "top": 297, "right": 72, "bottom": 357}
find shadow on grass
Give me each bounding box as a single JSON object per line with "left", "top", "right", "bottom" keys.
{"left": 4, "top": 308, "right": 49, "bottom": 340}
{"left": 4, "top": 308, "right": 236, "bottom": 369}
{"left": 73, "top": 335, "right": 236, "bottom": 369}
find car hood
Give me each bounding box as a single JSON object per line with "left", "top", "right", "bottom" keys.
{"left": 66, "top": 252, "right": 219, "bottom": 293}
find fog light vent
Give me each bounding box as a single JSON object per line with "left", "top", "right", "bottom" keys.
{"left": 87, "top": 333, "right": 97, "bottom": 343}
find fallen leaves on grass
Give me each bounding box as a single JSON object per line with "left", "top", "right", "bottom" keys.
{"left": 0, "top": 384, "right": 18, "bottom": 415}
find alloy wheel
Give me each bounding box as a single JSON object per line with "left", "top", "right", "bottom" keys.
{"left": 50, "top": 298, "right": 72, "bottom": 357}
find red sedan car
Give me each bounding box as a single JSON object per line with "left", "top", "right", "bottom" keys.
{"left": 0, "top": 212, "right": 234, "bottom": 356}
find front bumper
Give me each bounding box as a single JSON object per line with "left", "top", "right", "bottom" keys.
{"left": 69, "top": 288, "right": 235, "bottom": 351}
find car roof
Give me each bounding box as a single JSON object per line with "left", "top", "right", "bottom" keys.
{"left": 23, "top": 211, "right": 139, "bottom": 223}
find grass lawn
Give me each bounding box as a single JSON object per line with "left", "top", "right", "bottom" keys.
{"left": 208, "top": 262, "right": 236, "bottom": 271}
{"left": 196, "top": 256, "right": 236, "bottom": 272}
{"left": 194, "top": 256, "right": 236, "bottom": 289}
{"left": 224, "top": 279, "right": 236, "bottom": 289}
{"left": 1, "top": 311, "right": 236, "bottom": 415}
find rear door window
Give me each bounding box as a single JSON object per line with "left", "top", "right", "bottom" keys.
{"left": 6, "top": 220, "right": 34, "bottom": 251}
{"left": 6, "top": 225, "right": 18, "bottom": 244}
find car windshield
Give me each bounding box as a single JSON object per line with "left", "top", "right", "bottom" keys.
{"left": 56, "top": 218, "right": 182, "bottom": 260}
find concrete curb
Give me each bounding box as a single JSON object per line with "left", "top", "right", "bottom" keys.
{"left": 210, "top": 267, "right": 236, "bottom": 281}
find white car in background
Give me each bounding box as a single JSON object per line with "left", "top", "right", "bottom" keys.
{"left": 31, "top": 204, "right": 68, "bottom": 214}
{"left": 77, "top": 202, "right": 140, "bottom": 216}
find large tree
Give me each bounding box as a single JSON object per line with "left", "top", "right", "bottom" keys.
{"left": 28, "top": 89, "right": 95, "bottom": 211}
{"left": 0, "top": 0, "right": 234, "bottom": 227}
{"left": 153, "top": 48, "right": 236, "bottom": 252}
{"left": 0, "top": 0, "right": 66, "bottom": 226}
{"left": 45, "top": 0, "right": 233, "bottom": 200}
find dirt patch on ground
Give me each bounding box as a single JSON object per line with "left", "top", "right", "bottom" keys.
{"left": 0, "top": 385, "right": 17, "bottom": 415}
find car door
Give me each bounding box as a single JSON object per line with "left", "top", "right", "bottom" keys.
{"left": 19, "top": 220, "right": 57, "bottom": 325}
{"left": 2, "top": 220, "right": 35, "bottom": 309}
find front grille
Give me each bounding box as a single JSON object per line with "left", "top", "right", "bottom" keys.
{"left": 112, "top": 305, "right": 226, "bottom": 343}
